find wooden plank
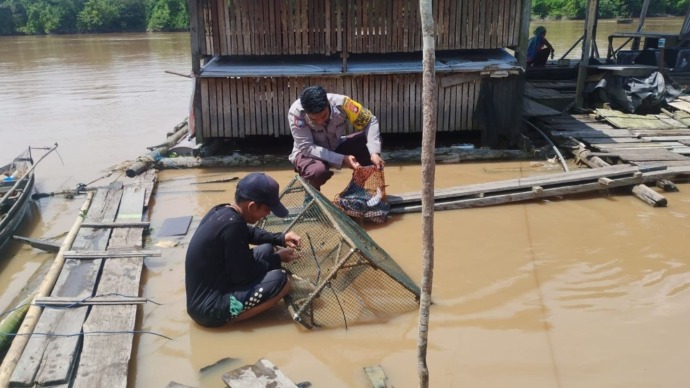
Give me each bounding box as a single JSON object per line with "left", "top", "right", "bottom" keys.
{"left": 633, "top": 129, "right": 690, "bottom": 137}
{"left": 80, "top": 222, "right": 150, "bottom": 228}
{"left": 11, "top": 185, "right": 123, "bottom": 386}
{"left": 632, "top": 184, "right": 667, "bottom": 207}
{"left": 363, "top": 365, "right": 388, "bottom": 388}
{"left": 72, "top": 184, "right": 147, "bottom": 388}
{"left": 580, "top": 137, "right": 645, "bottom": 144}
{"left": 597, "top": 149, "right": 690, "bottom": 161}
{"left": 390, "top": 174, "right": 642, "bottom": 213}
{"left": 63, "top": 250, "right": 161, "bottom": 259}
{"left": 34, "top": 296, "right": 147, "bottom": 306}
{"left": 10, "top": 308, "right": 88, "bottom": 386}
{"left": 642, "top": 135, "right": 690, "bottom": 141}
{"left": 216, "top": 0, "right": 227, "bottom": 54}
{"left": 388, "top": 164, "right": 663, "bottom": 205}
{"left": 391, "top": 165, "right": 690, "bottom": 214}
{"left": 592, "top": 141, "right": 683, "bottom": 149}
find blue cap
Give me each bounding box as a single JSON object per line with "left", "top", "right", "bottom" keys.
{"left": 236, "top": 173, "right": 289, "bottom": 217}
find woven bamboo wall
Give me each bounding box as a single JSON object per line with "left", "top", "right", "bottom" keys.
{"left": 197, "top": 74, "right": 521, "bottom": 138}
{"left": 191, "top": 0, "right": 524, "bottom": 56}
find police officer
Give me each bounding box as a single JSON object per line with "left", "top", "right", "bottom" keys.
{"left": 288, "top": 85, "right": 385, "bottom": 190}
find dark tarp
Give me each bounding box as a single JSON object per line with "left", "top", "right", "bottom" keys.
{"left": 589, "top": 71, "right": 684, "bottom": 113}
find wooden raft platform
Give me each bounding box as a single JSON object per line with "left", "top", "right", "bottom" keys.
{"left": 387, "top": 92, "right": 690, "bottom": 214}
{"left": 9, "top": 171, "right": 157, "bottom": 387}
{"left": 387, "top": 164, "right": 690, "bottom": 213}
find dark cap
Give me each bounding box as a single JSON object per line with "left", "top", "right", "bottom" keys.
{"left": 236, "top": 173, "right": 289, "bottom": 217}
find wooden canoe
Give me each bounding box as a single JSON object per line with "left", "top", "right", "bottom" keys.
{"left": 0, "top": 149, "right": 35, "bottom": 253}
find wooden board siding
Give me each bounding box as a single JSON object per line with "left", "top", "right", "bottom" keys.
{"left": 196, "top": 73, "right": 521, "bottom": 144}
{"left": 195, "top": 0, "right": 524, "bottom": 56}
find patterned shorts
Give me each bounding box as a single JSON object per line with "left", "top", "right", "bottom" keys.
{"left": 227, "top": 269, "right": 288, "bottom": 320}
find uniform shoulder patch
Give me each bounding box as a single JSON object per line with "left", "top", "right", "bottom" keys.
{"left": 342, "top": 97, "right": 372, "bottom": 131}
{"left": 293, "top": 115, "right": 306, "bottom": 128}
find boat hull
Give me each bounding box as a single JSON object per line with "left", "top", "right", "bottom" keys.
{"left": 0, "top": 157, "right": 35, "bottom": 253}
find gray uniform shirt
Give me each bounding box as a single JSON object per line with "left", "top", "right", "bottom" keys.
{"left": 288, "top": 93, "right": 382, "bottom": 168}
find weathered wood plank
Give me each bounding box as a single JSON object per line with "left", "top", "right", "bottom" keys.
{"left": 388, "top": 164, "right": 664, "bottom": 205}
{"left": 72, "top": 184, "right": 147, "bottom": 388}
{"left": 34, "top": 296, "right": 147, "bottom": 306}
{"left": 632, "top": 184, "right": 667, "bottom": 207}
{"left": 599, "top": 149, "right": 690, "bottom": 161}
{"left": 550, "top": 130, "right": 634, "bottom": 138}
{"left": 80, "top": 222, "right": 150, "bottom": 229}
{"left": 632, "top": 129, "right": 690, "bottom": 137}
{"left": 11, "top": 185, "right": 123, "bottom": 386}
{"left": 390, "top": 165, "right": 690, "bottom": 214}
{"left": 62, "top": 250, "right": 160, "bottom": 259}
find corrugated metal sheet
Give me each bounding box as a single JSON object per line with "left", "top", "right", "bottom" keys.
{"left": 199, "top": 49, "right": 521, "bottom": 77}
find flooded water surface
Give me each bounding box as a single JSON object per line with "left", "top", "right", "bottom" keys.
{"left": 1, "top": 24, "right": 690, "bottom": 388}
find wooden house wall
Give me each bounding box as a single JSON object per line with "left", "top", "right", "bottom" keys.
{"left": 191, "top": 0, "right": 524, "bottom": 57}
{"left": 197, "top": 74, "right": 521, "bottom": 140}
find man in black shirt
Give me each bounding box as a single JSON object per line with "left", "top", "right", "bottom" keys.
{"left": 185, "top": 172, "right": 301, "bottom": 327}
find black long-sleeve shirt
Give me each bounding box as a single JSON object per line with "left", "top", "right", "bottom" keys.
{"left": 185, "top": 204, "right": 284, "bottom": 326}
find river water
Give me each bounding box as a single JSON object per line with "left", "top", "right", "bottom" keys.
{"left": 2, "top": 19, "right": 690, "bottom": 387}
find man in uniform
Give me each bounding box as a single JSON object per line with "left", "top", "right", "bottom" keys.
{"left": 288, "top": 85, "right": 385, "bottom": 190}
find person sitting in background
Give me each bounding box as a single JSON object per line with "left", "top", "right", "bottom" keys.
{"left": 527, "top": 26, "right": 555, "bottom": 67}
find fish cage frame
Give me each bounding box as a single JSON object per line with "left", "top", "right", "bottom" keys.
{"left": 258, "top": 175, "right": 421, "bottom": 329}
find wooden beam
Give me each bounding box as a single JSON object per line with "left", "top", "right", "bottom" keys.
{"left": 80, "top": 222, "right": 150, "bottom": 229}
{"left": 34, "top": 297, "right": 147, "bottom": 306}
{"left": 516, "top": 0, "right": 532, "bottom": 67}
{"left": 576, "top": 0, "right": 599, "bottom": 109}
{"left": 63, "top": 250, "right": 162, "bottom": 259}
{"left": 632, "top": 184, "right": 667, "bottom": 207}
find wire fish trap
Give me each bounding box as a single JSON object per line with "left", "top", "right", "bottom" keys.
{"left": 257, "top": 176, "right": 420, "bottom": 329}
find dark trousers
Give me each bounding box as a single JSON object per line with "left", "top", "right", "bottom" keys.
{"left": 293, "top": 131, "right": 372, "bottom": 190}
{"left": 528, "top": 48, "right": 551, "bottom": 67}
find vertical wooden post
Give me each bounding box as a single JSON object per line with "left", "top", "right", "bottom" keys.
{"left": 516, "top": 0, "right": 533, "bottom": 67}
{"left": 637, "top": 0, "right": 652, "bottom": 33}
{"left": 575, "top": 0, "right": 599, "bottom": 109}
{"left": 187, "top": 0, "right": 204, "bottom": 141}
{"left": 418, "top": 0, "right": 436, "bottom": 387}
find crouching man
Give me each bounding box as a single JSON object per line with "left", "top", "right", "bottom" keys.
{"left": 185, "top": 172, "right": 301, "bottom": 327}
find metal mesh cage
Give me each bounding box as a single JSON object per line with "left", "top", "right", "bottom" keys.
{"left": 257, "top": 176, "right": 420, "bottom": 329}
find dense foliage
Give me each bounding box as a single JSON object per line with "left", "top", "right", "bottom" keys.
{"left": 1, "top": 0, "right": 689, "bottom": 35}
{"left": 0, "top": 0, "right": 188, "bottom": 35}
{"left": 533, "top": 0, "right": 690, "bottom": 19}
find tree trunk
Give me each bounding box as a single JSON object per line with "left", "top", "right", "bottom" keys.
{"left": 418, "top": 1, "right": 436, "bottom": 387}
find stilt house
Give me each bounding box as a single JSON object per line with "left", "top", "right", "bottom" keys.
{"left": 187, "top": 0, "right": 531, "bottom": 148}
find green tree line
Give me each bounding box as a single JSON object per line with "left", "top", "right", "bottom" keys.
{"left": 533, "top": 0, "right": 690, "bottom": 19}
{"left": 1, "top": 0, "right": 690, "bottom": 36}
{"left": 0, "top": 0, "right": 188, "bottom": 35}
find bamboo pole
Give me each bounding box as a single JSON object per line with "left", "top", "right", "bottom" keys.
{"left": 0, "top": 191, "right": 94, "bottom": 386}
